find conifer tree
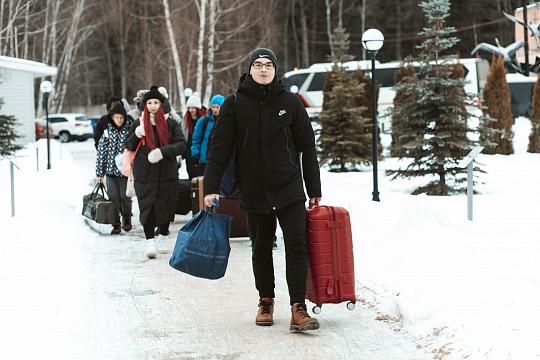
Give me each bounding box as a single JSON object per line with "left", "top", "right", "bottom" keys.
{"left": 528, "top": 73, "right": 540, "bottom": 153}
{"left": 390, "top": 64, "right": 417, "bottom": 157}
{"left": 318, "top": 26, "right": 372, "bottom": 171}
{"left": 480, "top": 56, "right": 514, "bottom": 154}
{"left": 354, "top": 69, "right": 382, "bottom": 157}
{"left": 387, "top": 0, "right": 471, "bottom": 195}
{"left": 0, "top": 98, "right": 22, "bottom": 157}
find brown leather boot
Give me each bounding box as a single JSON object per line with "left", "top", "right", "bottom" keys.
{"left": 290, "top": 303, "right": 319, "bottom": 332}
{"left": 122, "top": 216, "right": 132, "bottom": 231}
{"left": 111, "top": 223, "right": 121, "bottom": 235}
{"left": 255, "top": 297, "right": 274, "bottom": 326}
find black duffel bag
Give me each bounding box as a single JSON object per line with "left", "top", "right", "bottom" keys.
{"left": 176, "top": 179, "right": 191, "bottom": 215}
{"left": 82, "top": 183, "right": 116, "bottom": 224}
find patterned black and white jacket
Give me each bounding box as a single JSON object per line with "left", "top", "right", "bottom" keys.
{"left": 96, "top": 118, "right": 133, "bottom": 177}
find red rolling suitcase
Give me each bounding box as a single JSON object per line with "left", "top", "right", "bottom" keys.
{"left": 305, "top": 205, "right": 356, "bottom": 313}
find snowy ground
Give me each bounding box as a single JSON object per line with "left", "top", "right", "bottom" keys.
{"left": 0, "top": 117, "right": 538, "bottom": 359}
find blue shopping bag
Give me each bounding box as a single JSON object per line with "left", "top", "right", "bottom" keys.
{"left": 169, "top": 206, "right": 233, "bottom": 280}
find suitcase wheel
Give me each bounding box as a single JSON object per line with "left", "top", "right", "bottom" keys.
{"left": 312, "top": 306, "right": 322, "bottom": 314}
{"left": 346, "top": 301, "right": 355, "bottom": 311}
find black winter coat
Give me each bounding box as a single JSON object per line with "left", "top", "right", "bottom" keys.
{"left": 204, "top": 74, "right": 321, "bottom": 213}
{"left": 125, "top": 118, "right": 186, "bottom": 226}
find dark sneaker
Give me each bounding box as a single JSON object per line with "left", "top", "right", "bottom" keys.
{"left": 123, "top": 216, "right": 132, "bottom": 231}
{"left": 111, "top": 223, "right": 121, "bottom": 235}
{"left": 290, "top": 303, "right": 319, "bottom": 332}
{"left": 255, "top": 297, "right": 274, "bottom": 326}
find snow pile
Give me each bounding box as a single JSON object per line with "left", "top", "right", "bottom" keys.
{"left": 0, "top": 139, "right": 99, "bottom": 359}
{"left": 321, "top": 117, "right": 540, "bottom": 359}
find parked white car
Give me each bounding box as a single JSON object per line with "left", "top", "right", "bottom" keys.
{"left": 37, "top": 113, "right": 93, "bottom": 142}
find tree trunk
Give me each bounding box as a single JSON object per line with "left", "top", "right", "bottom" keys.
{"left": 196, "top": 0, "right": 207, "bottom": 95}
{"left": 396, "top": 0, "right": 402, "bottom": 61}
{"left": 51, "top": 0, "right": 87, "bottom": 113}
{"left": 338, "top": 0, "right": 343, "bottom": 28}
{"left": 361, "top": 0, "right": 366, "bottom": 60}
{"left": 163, "top": 0, "right": 186, "bottom": 111}
{"left": 439, "top": 168, "right": 446, "bottom": 195}
{"left": 104, "top": 31, "right": 114, "bottom": 95}
{"left": 22, "top": 1, "right": 29, "bottom": 59}
{"left": 203, "top": 0, "right": 217, "bottom": 106}
{"left": 120, "top": 36, "right": 127, "bottom": 98}
{"left": 325, "top": 0, "right": 334, "bottom": 59}
{"left": 82, "top": 43, "right": 92, "bottom": 106}
{"left": 0, "top": 0, "right": 5, "bottom": 52}
{"left": 299, "top": 0, "right": 309, "bottom": 68}
{"left": 283, "top": 0, "right": 290, "bottom": 71}
{"left": 291, "top": 0, "right": 300, "bottom": 67}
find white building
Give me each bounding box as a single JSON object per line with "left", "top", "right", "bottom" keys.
{"left": 0, "top": 56, "right": 57, "bottom": 146}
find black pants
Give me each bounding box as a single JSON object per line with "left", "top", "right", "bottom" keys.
{"left": 105, "top": 175, "right": 132, "bottom": 224}
{"left": 143, "top": 206, "right": 170, "bottom": 240}
{"left": 248, "top": 201, "right": 307, "bottom": 305}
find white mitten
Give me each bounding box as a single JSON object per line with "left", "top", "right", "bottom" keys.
{"left": 135, "top": 125, "right": 145, "bottom": 138}
{"left": 148, "top": 148, "right": 163, "bottom": 163}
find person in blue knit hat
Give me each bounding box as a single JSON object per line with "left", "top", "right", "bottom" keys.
{"left": 191, "top": 93, "right": 224, "bottom": 175}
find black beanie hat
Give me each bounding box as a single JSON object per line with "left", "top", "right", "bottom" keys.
{"left": 109, "top": 103, "right": 127, "bottom": 118}
{"left": 248, "top": 48, "right": 278, "bottom": 72}
{"left": 142, "top": 85, "right": 166, "bottom": 104}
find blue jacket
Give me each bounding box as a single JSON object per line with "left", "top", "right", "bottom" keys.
{"left": 191, "top": 113, "right": 216, "bottom": 164}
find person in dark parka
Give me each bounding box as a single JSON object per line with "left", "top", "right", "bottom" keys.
{"left": 203, "top": 48, "right": 322, "bottom": 332}
{"left": 125, "top": 86, "right": 186, "bottom": 259}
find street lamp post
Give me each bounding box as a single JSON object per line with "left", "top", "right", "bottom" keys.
{"left": 362, "top": 28, "right": 384, "bottom": 202}
{"left": 40, "top": 80, "right": 53, "bottom": 170}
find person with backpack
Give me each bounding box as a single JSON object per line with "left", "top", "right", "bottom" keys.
{"left": 125, "top": 86, "right": 186, "bottom": 259}
{"left": 202, "top": 48, "right": 321, "bottom": 332}
{"left": 95, "top": 103, "right": 134, "bottom": 234}
{"left": 183, "top": 92, "right": 206, "bottom": 179}
{"left": 190, "top": 94, "right": 224, "bottom": 175}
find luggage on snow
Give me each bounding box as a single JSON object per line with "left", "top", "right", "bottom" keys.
{"left": 305, "top": 205, "right": 357, "bottom": 313}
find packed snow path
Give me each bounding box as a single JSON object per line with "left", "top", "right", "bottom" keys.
{"left": 81, "top": 221, "right": 429, "bottom": 360}
{"left": 0, "top": 140, "right": 430, "bottom": 360}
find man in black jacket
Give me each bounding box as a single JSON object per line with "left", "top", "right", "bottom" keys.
{"left": 203, "top": 48, "right": 322, "bottom": 332}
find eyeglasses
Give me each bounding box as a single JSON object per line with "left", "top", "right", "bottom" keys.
{"left": 252, "top": 62, "right": 275, "bottom": 70}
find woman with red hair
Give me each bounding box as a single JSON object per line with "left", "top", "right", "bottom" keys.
{"left": 125, "top": 86, "right": 186, "bottom": 259}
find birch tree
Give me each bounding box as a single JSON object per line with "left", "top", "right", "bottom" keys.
{"left": 195, "top": 0, "right": 207, "bottom": 95}
{"left": 203, "top": 0, "right": 217, "bottom": 105}
{"left": 162, "top": 0, "right": 187, "bottom": 112}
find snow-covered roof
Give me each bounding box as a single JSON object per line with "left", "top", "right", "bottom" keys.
{"left": 506, "top": 73, "right": 537, "bottom": 83}
{"left": 515, "top": 3, "right": 540, "bottom": 12}
{"left": 0, "top": 56, "right": 57, "bottom": 77}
